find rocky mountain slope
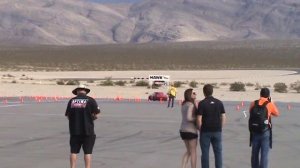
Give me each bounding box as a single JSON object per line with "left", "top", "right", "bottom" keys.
{"left": 0, "top": 0, "right": 299, "bottom": 45}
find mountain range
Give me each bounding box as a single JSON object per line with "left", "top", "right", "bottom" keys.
{"left": 0, "top": 0, "right": 299, "bottom": 45}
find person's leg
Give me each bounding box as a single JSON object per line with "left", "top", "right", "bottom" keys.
{"left": 83, "top": 135, "right": 96, "bottom": 168}
{"left": 167, "top": 96, "right": 171, "bottom": 107}
{"left": 260, "top": 131, "right": 270, "bottom": 168}
{"left": 171, "top": 97, "right": 175, "bottom": 108}
{"left": 70, "top": 136, "right": 82, "bottom": 168}
{"left": 251, "top": 133, "right": 261, "bottom": 168}
{"left": 189, "top": 139, "right": 198, "bottom": 168}
{"left": 182, "top": 140, "right": 191, "bottom": 168}
{"left": 211, "top": 132, "right": 222, "bottom": 168}
{"left": 70, "top": 154, "right": 77, "bottom": 168}
{"left": 200, "top": 132, "right": 211, "bottom": 168}
{"left": 84, "top": 154, "right": 92, "bottom": 168}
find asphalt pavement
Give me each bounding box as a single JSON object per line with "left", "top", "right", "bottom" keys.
{"left": 0, "top": 98, "right": 299, "bottom": 168}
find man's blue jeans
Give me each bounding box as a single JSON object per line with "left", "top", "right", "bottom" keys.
{"left": 200, "top": 131, "right": 222, "bottom": 168}
{"left": 251, "top": 130, "right": 270, "bottom": 168}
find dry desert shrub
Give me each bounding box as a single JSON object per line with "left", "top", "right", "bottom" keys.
{"left": 135, "top": 80, "right": 148, "bottom": 87}
{"left": 2, "top": 74, "right": 15, "bottom": 78}
{"left": 100, "top": 78, "right": 114, "bottom": 86}
{"left": 174, "top": 81, "right": 184, "bottom": 88}
{"left": 20, "top": 77, "right": 33, "bottom": 80}
{"left": 274, "top": 83, "right": 288, "bottom": 93}
{"left": 114, "top": 80, "right": 127, "bottom": 86}
{"left": 189, "top": 81, "right": 198, "bottom": 88}
{"left": 150, "top": 84, "right": 160, "bottom": 89}
{"left": 230, "top": 82, "right": 246, "bottom": 92}
{"left": 290, "top": 81, "right": 300, "bottom": 93}
{"left": 7, "top": 74, "right": 15, "bottom": 77}
{"left": 87, "top": 80, "right": 94, "bottom": 83}
{"left": 66, "top": 80, "right": 80, "bottom": 86}
{"left": 56, "top": 80, "right": 65, "bottom": 85}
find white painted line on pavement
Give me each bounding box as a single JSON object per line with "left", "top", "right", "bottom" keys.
{"left": 0, "top": 104, "right": 26, "bottom": 108}
{"left": 243, "top": 111, "right": 247, "bottom": 118}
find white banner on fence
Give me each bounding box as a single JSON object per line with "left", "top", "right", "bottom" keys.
{"left": 148, "top": 75, "right": 170, "bottom": 86}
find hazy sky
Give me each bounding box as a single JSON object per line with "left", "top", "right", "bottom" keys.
{"left": 90, "top": 0, "right": 142, "bottom": 3}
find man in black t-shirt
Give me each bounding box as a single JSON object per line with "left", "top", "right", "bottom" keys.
{"left": 65, "top": 84, "right": 100, "bottom": 168}
{"left": 196, "top": 84, "right": 226, "bottom": 168}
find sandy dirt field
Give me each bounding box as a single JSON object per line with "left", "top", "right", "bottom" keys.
{"left": 0, "top": 70, "right": 299, "bottom": 102}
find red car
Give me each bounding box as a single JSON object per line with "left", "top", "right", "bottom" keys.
{"left": 148, "top": 92, "right": 168, "bottom": 101}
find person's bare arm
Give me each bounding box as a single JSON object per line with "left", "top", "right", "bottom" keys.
{"left": 194, "top": 100, "right": 198, "bottom": 109}
{"left": 221, "top": 114, "right": 226, "bottom": 127}
{"left": 197, "top": 115, "right": 202, "bottom": 130}
{"left": 270, "top": 102, "right": 280, "bottom": 117}
{"left": 196, "top": 101, "right": 202, "bottom": 130}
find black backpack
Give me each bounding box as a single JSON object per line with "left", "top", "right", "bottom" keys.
{"left": 249, "top": 100, "right": 270, "bottom": 133}
{"left": 249, "top": 100, "right": 273, "bottom": 148}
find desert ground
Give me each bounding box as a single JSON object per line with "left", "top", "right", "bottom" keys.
{"left": 0, "top": 70, "right": 299, "bottom": 102}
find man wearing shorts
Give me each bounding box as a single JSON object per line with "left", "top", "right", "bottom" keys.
{"left": 65, "top": 84, "right": 100, "bottom": 168}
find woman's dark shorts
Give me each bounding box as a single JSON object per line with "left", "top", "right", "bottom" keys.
{"left": 70, "top": 135, "right": 96, "bottom": 154}
{"left": 180, "top": 131, "right": 198, "bottom": 140}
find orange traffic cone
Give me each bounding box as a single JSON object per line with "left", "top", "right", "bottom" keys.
{"left": 236, "top": 105, "right": 240, "bottom": 111}
{"left": 287, "top": 104, "right": 292, "bottom": 111}
{"left": 20, "top": 97, "right": 24, "bottom": 104}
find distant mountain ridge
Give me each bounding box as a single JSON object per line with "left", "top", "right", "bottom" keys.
{"left": 0, "top": 0, "right": 299, "bottom": 45}
{"left": 90, "top": 0, "right": 142, "bottom": 3}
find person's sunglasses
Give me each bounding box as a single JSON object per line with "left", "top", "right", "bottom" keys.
{"left": 192, "top": 92, "right": 197, "bottom": 95}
